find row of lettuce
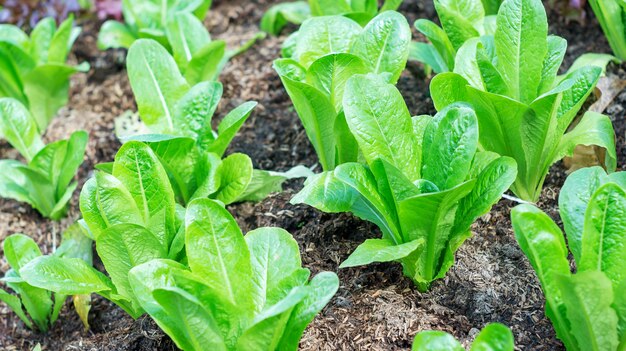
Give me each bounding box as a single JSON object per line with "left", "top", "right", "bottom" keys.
{"left": 0, "top": 0, "right": 624, "bottom": 350}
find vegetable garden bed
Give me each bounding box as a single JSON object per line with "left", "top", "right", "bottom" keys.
{"left": 1, "top": 0, "right": 625, "bottom": 350}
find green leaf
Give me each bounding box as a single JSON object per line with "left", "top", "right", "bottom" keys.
{"left": 511, "top": 204, "right": 576, "bottom": 350}
{"left": 453, "top": 156, "right": 517, "bottom": 235}
{"left": 128, "top": 259, "right": 233, "bottom": 350}
{"left": 172, "top": 81, "right": 222, "bottom": 141}
{"left": 29, "top": 17, "right": 55, "bottom": 64}
{"left": 275, "top": 59, "right": 337, "bottom": 170}
{"left": 494, "top": 0, "right": 548, "bottom": 103}
{"left": 245, "top": 227, "right": 304, "bottom": 311}
{"left": 55, "top": 130, "right": 88, "bottom": 198}
{"left": 185, "top": 199, "right": 253, "bottom": 310}
{"left": 0, "top": 288, "right": 32, "bottom": 329}
{"left": 48, "top": 16, "right": 75, "bottom": 63}
{"left": 22, "top": 63, "right": 86, "bottom": 132}
{"left": 213, "top": 153, "right": 253, "bottom": 204}
{"left": 207, "top": 101, "right": 257, "bottom": 156}
{"left": 79, "top": 173, "right": 144, "bottom": 238}
{"left": 306, "top": 53, "right": 368, "bottom": 112}
{"left": 55, "top": 222, "right": 93, "bottom": 264}
{"left": 589, "top": 0, "right": 626, "bottom": 60}
{"left": 185, "top": 40, "right": 227, "bottom": 84}
{"left": 96, "top": 223, "right": 167, "bottom": 309}
{"left": 559, "top": 167, "right": 611, "bottom": 263}
{"left": 291, "top": 163, "right": 400, "bottom": 243}
{"left": 260, "top": 1, "right": 311, "bottom": 35}
{"left": 579, "top": 183, "right": 626, "bottom": 286}
{"left": 350, "top": 11, "right": 411, "bottom": 83}
{"left": 278, "top": 272, "right": 339, "bottom": 350}
{"left": 3, "top": 234, "right": 41, "bottom": 272}
{"left": 166, "top": 13, "right": 211, "bottom": 70}
{"left": 422, "top": 104, "right": 479, "bottom": 190}
{"left": 412, "top": 331, "right": 464, "bottom": 351}
{"left": 552, "top": 111, "right": 616, "bottom": 173}
{"left": 556, "top": 271, "right": 619, "bottom": 351}
{"left": 343, "top": 74, "right": 420, "bottom": 180}
{"left": 409, "top": 41, "right": 448, "bottom": 73}
{"left": 97, "top": 20, "right": 137, "bottom": 50}
{"left": 153, "top": 288, "right": 228, "bottom": 351}
{"left": 112, "top": 141, "right": 177, "bottom": 247}
{"left": 434, "top": 0, "right": 482, "bottom": 51}
{"left": 293, "top": 16, "right": 362, "bottom": 68}
{"left": 20, "top": 256, "right": 114, "bottom": 295}
{"left": 413, "top": 19, "right": 455, "bottom": 72}
{"left": 340, "top": 238, "right": 423, "bottom": 268}
{"left": 470, "top": 323, "right": 514, "bottom": 351}
{"left": 539, "top": 36, "right": 567, "bottom": 93}
{"left": 127, "top": 39, "right": 190, "bottom": 134}
{"left": 0, "top": 98, "right": 44, "bottom": 161}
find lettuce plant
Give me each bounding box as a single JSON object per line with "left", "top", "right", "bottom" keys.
{"left": 430, "top": 0, "right": 616, "bottom": 202}
{"left": 0, "top": 16, "right": 88, "bottom": 132}
{"left": 97, "top": 0, "right": 211, "bottom": 51}
{"left": 124, "top": 39, "right": 310, "bottom": 205}
{"left": 0, "top": 98, "right": 88, "bottom": 220}
{"left": 412, "top": 323, "right": 514, "bottom": 351}
{"left": 260, "top": 0, "right": 404, "bottom": 35}
{"left": 20, "top": 198, "right": 339, "bottom": 349}
{"left": 293, "top": 75, "right": 517, "bottom": 291}
{"left": 274, "top": 11, "right": 410, "bottom": 171}
{"left": 589, "top": 0, "right": 626, "bottom": 60}
{"left": 411, "top": 0, "right": 498, "bottom": 73}
{"left": 0, "top": 227, "right": 92, "bottom": 332}
{"left": 512, "top": 166, "right": 626, "bottom": 351}
{"left": 128, "top": 198, "right": 339, "bottom": 351}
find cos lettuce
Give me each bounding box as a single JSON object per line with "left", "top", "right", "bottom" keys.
{"left": 274, "top": 11, "right": 410, "bottom": 171}
{"left": 589, "top": 0, "right": 626, "bottom": 60}
{"left": 412, "top": 323, "right": 514, "bottom": 351}
{"left": 0, "top": 98, "right": 87, "bottom": 220}
{"left": 430, "top": 0, "right": 616, "bottom": 201}
{"left": 293, "top": 75, "right": 516, "bottom": 291}
{"left": 0, "top": 16, "right": 88, "bottom": 132}
{"left": 512, "top": 166, "right": 626, "bottom": 350}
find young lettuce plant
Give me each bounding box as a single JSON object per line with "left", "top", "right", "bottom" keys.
{"left": 512, "top": 166, "right": 626, "bottom": 351}
{"left": 125, "top": 39, "right": 311, "bottom": 205}
{"left": 99, "top": 3, "right": 260, "bottom": 82}
{"left": 0, "top": 98, "right": 88, "bottom": 220}
{"left": 260, "top": 0, "right": 404, "bottom": 35}
{"left": 128, "top": 198, "right": 339, "bottom": 351}
{"left": 97, "top": 0, "right": 211, "bottom": 51}
{"left": 589, "top": 0, "right": 626, "bottom": 60}
{"left": 430, "top": 0, "right": 617, "bottom": 202}
{"left": 293, "top": 75, "right": 517, "bottom": 291}
{"left": 20, "top": 141, "right": 183, "bottom": 318}
{"left": 411, "top": 0, "right": 498, "bottom": 73}
{"left": 0, "top": 226, "right": 93, "bottom": 332}
{"left": 0, "top": 16, "right": 88, "bottom": 132}
{"left": 274, "top": 11, "right": 410, "bottom": 171}
{"left": 412, "top": 323, "right": 514, "bottom": 351}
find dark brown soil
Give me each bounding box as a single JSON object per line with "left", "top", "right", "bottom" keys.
{"left": 1, "top": 0, "right": 625, "bottom": 350}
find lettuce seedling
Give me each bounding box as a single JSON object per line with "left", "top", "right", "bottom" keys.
{"left": 124, "top": 39, "right": 311, "bottom": 205}
{"left": 128, "top": 198, "right": 339, "bottom": 351}
{"left": 261, "top": 0, "right": 404, "bottom": 35}
{"left": 411, "top": 0, "right": 498, "bottom": 73}
{"left": 20, "top": 141, "right": 180, "bottom": 318}
{"left": 412, "top": 323, "right": 514, "bottom": 351}
{"left": 0, "top": 226, "right": 92, "bottom": 332}
{"left": 274, "top": 11, "right": 410, "bottom": 171}
{"left": 0, "top": 98, "right": 88, "bottom": 220}
{"left": 0, "top": 16, "right": 89, "bottom": 132}
{"left": 293, "top": 75, "right": 517, "bottom": 291}
{"left": 98, "top": 3, "right": 261, "bottom": 82}
{"left": 589, "top": 0, "right": 626, "bottom": 60}
{"left": 97, "top": 0, "right": 211, "bottom": 51}
{"left": 20, "top": 198, "right": 339, "bottom": 347}
{"left": 430, "top": 0, "right": 616, "bottom": 202}
{"left": 512, "top": 166, "right": 626, "bottom": 351}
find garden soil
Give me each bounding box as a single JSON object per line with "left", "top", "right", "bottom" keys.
{"left": 1, "top": 0, "right": 625, "bottom": 350}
